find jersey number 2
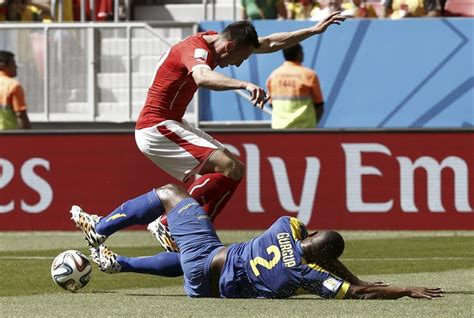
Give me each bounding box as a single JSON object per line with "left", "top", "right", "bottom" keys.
{"left": 250, "top": 245, "right": 281, "bottom": 276}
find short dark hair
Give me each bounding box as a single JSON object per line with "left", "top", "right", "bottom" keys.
{"left": 222, "top": 21, "right": 260, "bottom": 49}
{"left": 320, "top": 231, "right": 345, "bottom": 259}
{"left": 0, "top": 51, "right": 15, "bottom": 68}
{"left": 303, "top": 230, "right": 345, "bottom": 261}
{"left": 283, "top": 44, "right": 302, "bottom": 62}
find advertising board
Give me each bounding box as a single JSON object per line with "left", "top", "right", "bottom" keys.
{"left": 1, "top": 131, "right": 472, "bottom": 230}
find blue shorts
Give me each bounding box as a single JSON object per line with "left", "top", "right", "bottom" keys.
{"left": 167, "top": 198, "right": 224, "bottom": 297}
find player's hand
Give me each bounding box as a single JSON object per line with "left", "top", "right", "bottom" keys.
{"left": 313, "top": 11, "right": 346, "bottom": 34}
{"left": 406, "top": 287, "right": 444, "bottom": 299}
{"left": 245, "top": 83, "right": 269, "bottom": 109}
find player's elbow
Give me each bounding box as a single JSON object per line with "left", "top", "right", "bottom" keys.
{"left": 254, "top": 37, "right": 275, "bottom": 54}
{"left": 192, "top": 68, "right": 209, "bottom": 87}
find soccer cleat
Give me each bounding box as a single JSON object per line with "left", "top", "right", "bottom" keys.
{"left": 147, "top": 215, "right": 179, "bottom": 253}
{"left": 89, "top": 246, "right": 100, "bottom": 266}
{"left": 97, "top": 245, "right": 121, "bottom": 274}
{"left": 70, "top": 205, "right": 107, "bottom": 248}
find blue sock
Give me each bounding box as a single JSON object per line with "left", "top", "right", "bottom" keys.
{"left": 117, "top": 252, "right": 183, "bottom": 277}
{"left": 96, "top": 190, "right": 163, "bottom": 237}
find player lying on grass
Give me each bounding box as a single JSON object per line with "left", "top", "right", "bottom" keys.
{"left": 71, "top": 185, "right": 443, "bottom": 299}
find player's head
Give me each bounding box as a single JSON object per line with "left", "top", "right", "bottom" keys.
{"left": 217, "top": 21, "right": 259, "bottom": 68}
{"left": 300, "top": 230, "right": 345, "bottom": 262}
{"left": 0, "top": 51, "right": 17, "bottom": 77}
{"left": 283, "top": 44, "right": 303, "bottom": 63}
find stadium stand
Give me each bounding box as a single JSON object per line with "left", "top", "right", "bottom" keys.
{"left": 444, "top": 0, "right": 474, "bottom": 16}
{"left": 64, "top": 26, "right": 194, "bottom": 122}
{"left": 0, "top": 22, "right": 196, "bottom": 127}
{"left": 133, "top": 0, "right": 238, "bottom": 21}
{"left": 364, "top": 1, "right": 384, "bottom": 17}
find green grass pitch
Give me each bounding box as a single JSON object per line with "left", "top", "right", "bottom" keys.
{"left": 1, "top": 230, "right": 473, "bottom": 317}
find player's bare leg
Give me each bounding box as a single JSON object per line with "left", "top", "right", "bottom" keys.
{"left": 151, "top": 149, "right": 243, "bottom": 250}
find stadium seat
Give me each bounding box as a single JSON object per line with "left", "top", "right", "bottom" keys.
{"left": 444, "top": 0, "right": 474, "bottom": 16}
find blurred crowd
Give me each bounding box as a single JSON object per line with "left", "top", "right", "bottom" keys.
{"left": 241, "top": 0, "right": 448, "bottom": 20}
{"left": 0, "top": 0, "right": 467, "bottom": 22}
{"left": 0, "top": 0, "right": 127, "bottom": 22}
{"left": 1, "top": 0, "right": 465, "bottom": 23}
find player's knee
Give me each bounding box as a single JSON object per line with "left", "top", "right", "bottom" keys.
{"left": 156, "top": 183, "right": 187, "bottom": 201}
{"left": 219, "top": 156, "right": 245, "bottom": 180}
{"left": 155, "top": 184, "right": 192, "bottom": 213}
{"left": 229, "top": 159, "right": 245, "bottom": 180}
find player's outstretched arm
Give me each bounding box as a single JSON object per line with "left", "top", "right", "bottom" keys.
{"left": 254, "top": 11, "right": 346, "bottom": 54}
{"left": 193, "top": 68, "right": 269, "bottom": 108}
{"left": 316, "top": 258, "right": 388, "bottom": 287}
{"left": 346, "top": 285, "right": 444, "bottom": 300}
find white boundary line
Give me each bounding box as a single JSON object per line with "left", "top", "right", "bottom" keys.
{"left": 342, "top": 257, "right": 474, "bottom": 261}
{"left": 0, "top": 256, "right": 54, "bottom": 260}
{"left": 0, "top": 256, "right": 473, "bottom": 261}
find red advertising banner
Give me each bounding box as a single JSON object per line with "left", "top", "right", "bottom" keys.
{"left": 0, "top": 131, "right": 473, "bottom": 230}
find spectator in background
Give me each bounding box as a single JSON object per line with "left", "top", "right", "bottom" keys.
{"left": 266, "top": 44, "right": 324, "bottom": 129}
{"left": 286, "top": 0, "right": 319, "bottom": 19}
{"left": 384, "top": 0, "right": 441, "bottom": 18}
{"left": 310, "top": 0, "right": 342, "bottom": 20}
{"left": 0, "top": 0, "right": 8, "bottom": 20}
{"left": 341, "top": 0, "right": 378, "bottom": 17}
{"left": 76, "top": 0, "right": 114, "bottom": 21}
{"left": 241, "top": 0, "right": 287, "bottom": 19}
{"left": 32, "top": 0, "right": 75, "bottom": 21}
{"left": 27, "top": 0, "right": 117, "bottom": 22}
{"left": 1, "top": 0, "right": 45, "bottom": 21}
{"left": 0, "top": 51, "right": 31, "bottom": 130}
{"left": 27, "top": 0, "right": 53, "bottom": 20}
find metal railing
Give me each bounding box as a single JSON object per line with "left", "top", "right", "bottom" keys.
{"left": 0, "top": 22, "right": 197, "bottom": 123}
{"left": 202, "top": 0, "right": 238, "bottom": 21}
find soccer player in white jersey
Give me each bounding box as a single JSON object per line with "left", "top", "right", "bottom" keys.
{"left": 135, "top": 12, "right": 346, "bottom": 242}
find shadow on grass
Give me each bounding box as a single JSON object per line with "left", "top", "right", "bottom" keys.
{"left": 87, "top": 290, "right": 119, "bottom": 294}
{"left": 82, "top": 290, "right": 187, "bottom": 297}
{"left": 122, "top": 294, "right": 327, "bottom": 300}
{"left": 125, "top": 293, "right": 186, "bottom": 297}
{"left": 91, "top": 292, "right": 327, "bottom": 300}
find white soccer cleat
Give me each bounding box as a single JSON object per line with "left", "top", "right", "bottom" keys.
{"left": 147, "top": 215, "right": 179, "bottom": 253}
{"left": 97, "top": 245, "right": 121, "bottom": 274}
{"left": 70, "top": 205, "right": 107, "bottom": 248}
{"left": 89, "top": 246, "right": 100, "bottom": 266}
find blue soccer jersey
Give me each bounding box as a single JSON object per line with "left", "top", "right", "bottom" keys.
{"left": 218, "top": 216, "right": 350, "bottom": 299}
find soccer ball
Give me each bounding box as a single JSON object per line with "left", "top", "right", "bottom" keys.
{"left": 51, "top": 250, "right": 92, "bottom": 292}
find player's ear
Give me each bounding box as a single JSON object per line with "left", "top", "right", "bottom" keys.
{"left": 224, "top": 41, "right": 236, "bottom": 53}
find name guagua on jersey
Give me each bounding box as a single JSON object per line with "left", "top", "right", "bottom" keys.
{"left": 276, "top": 232, "right": 296, "bottom": 267}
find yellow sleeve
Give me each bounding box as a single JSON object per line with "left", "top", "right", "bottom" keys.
{"left": 289, "top": 217, "right": 307, "bottom": 240}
